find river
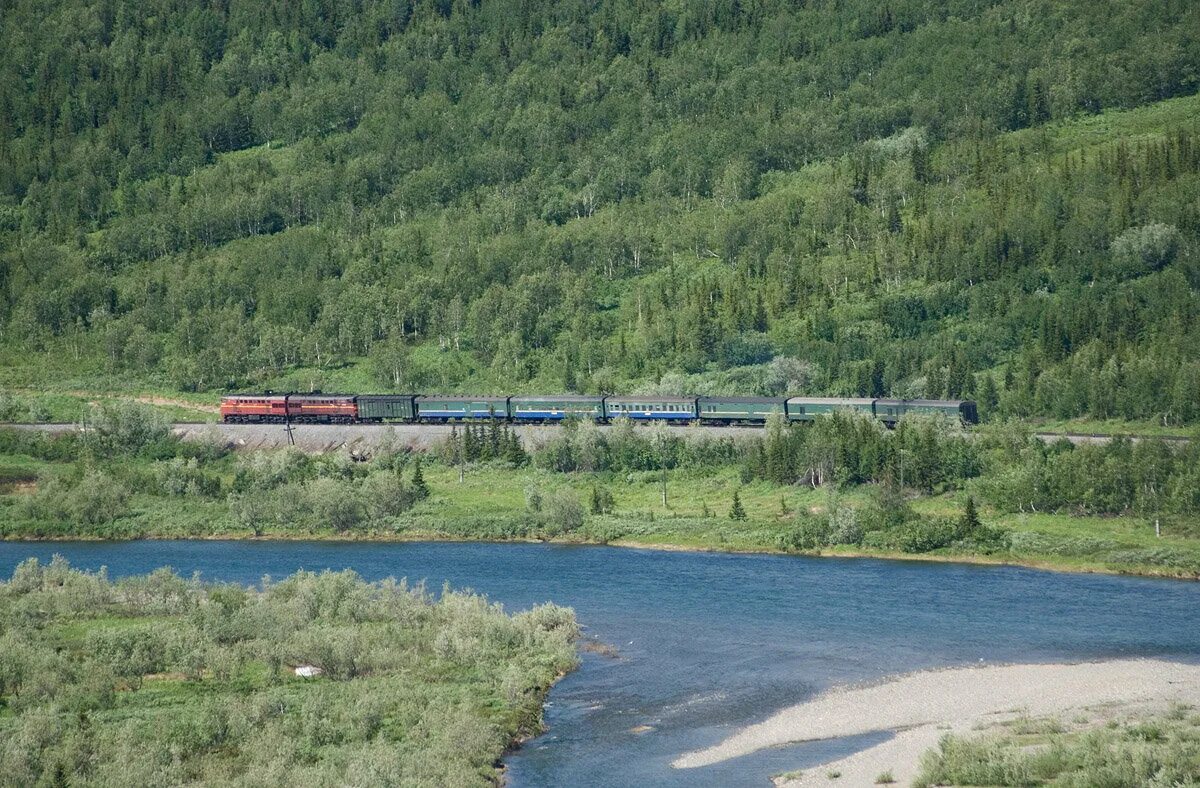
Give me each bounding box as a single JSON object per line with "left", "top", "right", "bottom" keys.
{"left": 1, "top": 541, "right": 1197, "bottom": 786}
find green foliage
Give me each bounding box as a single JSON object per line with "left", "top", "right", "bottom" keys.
{"left": 157, "top": 457, "right": 222, "bottom": 498}
{"left": 742, "top": 411, "right": 981, "bottom": 490}
{"left": 0, "top": 560, "right": 578, "bottom": 786}
{"left": 534, "top": 418, "right": 741, "bottom": 473}
{"left": 975, "top": 427, "right": 1200, "bottom": 517}
{"left": 778, "top": 516, "right": 830, "bottom": 551}
{"left": 21, "top": 469, "right": 131, "bottom": 526}
{"left": 914, "top": 712, "right": 1200, "bottom": 787}
{"left": 589, "top": 485, "right": 615, "bottom": 515}
{"left": 438, "top": 422, "right": 528, "bottom": 466}
{"left": 81, "top": 402, "right": 174, "bottom": 458}
{"left": 305, "top": 477, "right": 365, "bottom": 532}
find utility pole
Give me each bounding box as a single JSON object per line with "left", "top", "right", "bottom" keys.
{"left": 655, "top": 423, "right": 668, "bottom": 508}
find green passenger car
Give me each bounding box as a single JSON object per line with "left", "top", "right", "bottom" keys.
{"left": 697, "top": 397, "right": 787, "bottom": 424}
{"left": 510, "top": 395, "right": 605, "bottom": 422}
{"left": 415, "top": 396, "right": 511, "bottom": 421}
{"left": 786, "top": 397, "right": 876, "bottom": 421}
{"left": 355, "top": 394, "right": 416, "bottom": 422}
{"left": 896, "top": 399, "right": 979, "bottom": 424}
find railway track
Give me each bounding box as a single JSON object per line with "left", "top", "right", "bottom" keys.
{"left": 1, "top": 422, "right": 1190, "bottom": 453}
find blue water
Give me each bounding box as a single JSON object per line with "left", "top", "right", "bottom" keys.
{"left": 1, "top": 541, "right": 1197, "bottom": 786}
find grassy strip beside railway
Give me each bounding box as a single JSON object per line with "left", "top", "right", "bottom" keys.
{"left": 0, "top": 388, "right": 219, "bottom": 424}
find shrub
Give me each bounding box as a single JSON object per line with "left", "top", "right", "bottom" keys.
{"left": 361, "top": 471, "right": 415, "bottom": 520}
{"left": 827, "top": 502, "right": 864, "bottom": 545}
{"left": 233, "top": 449, "right": 313, "bottom": 492}
{"left": 82, "top": 401, "right": 173, "bottom": 458}
{"left": 158, "top": 457, "right": 221, "bottom": 497}
{"left": 1111, "top": 223, "right": 1181, "bottom": 277}
{"left": 895, "top": 518, "right": 958, "bottom": 553}
{"left": 589, "top": 485, "right": 615, "bottom": 515}
{"left": 544, "top": 490, "right": 585, "bottom": 534}
{"left": 305, "top": 478, "right": 364, "bottom": 532}
{"left": 67, "top": 471, "right": 130, "bottom": 525}
{"left": 524, "top": 486, "right": 543, "bottom": 513}
{"left": 779, "top": 516, "right": 831, "bottom": 551}
{"left": 229, "top": 492, "right": 274, "bottom": 537}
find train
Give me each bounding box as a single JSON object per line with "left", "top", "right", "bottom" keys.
{"left": 219, "top": 393, "right": 978, "bottom": 426}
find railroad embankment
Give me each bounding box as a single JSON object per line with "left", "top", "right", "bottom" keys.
{"left": 1, "top": 421, "right": 1181, "bottom": 454}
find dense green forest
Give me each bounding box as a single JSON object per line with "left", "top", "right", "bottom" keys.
{"left": 0, "top": 557, "right": 578, "bottom": 785}
{"left": 2, "top": 0, "right": 1199, "bottom": 423}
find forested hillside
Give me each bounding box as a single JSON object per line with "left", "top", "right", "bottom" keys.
{"left": 2, "top": 0, "right": 1199, "bottom": 423}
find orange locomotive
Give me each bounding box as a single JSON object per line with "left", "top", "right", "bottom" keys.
{"left": 219, "top": 393, "right": 357, "bottom": 424}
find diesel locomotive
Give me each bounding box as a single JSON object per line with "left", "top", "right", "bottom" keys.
{"left": 220, "top": 393, "right": 978, "bottom": 426}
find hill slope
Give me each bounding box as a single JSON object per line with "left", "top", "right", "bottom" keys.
{"left": 1, "top": 0, "right": 1198, "bottom": 423}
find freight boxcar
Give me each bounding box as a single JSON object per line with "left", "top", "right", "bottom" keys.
{"left": 786, "top": 397, "right": 876, "bottom": 421}
{"left": 415, "top": 395, "right": 510, "bottom": 422}
{"left": 356, "top": 394, "right": 417, "bottom": 423}
{"left": 285, "top": 394, "right": 358, "bottom": 424}
{"left": 697, "top": 396, "right": 786, "bottom": 425}
{"left": 220, "top": 394, "right": 288, "bottom": 423}
{"left": 510, "top": 395, "right": 605, "bottom": 422}
{"left": 603, "top": 396, "right": 698, "bottom": 422}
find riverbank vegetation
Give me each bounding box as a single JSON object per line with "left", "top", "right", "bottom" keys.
{"left": 914, "top": 706, "right": 1200, "bottom": 787}
{"left": 2, "top": 403, "right": 1199, "bottom": 578}
{"left": 0, "top": 557, "right": 578, "bottom": 786}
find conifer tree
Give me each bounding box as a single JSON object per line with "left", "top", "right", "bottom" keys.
{"left": 729, "top": 489, "right": 747, "bottom": 521}
{"left": 411, "top": 457, "right": 429, "bottom": 500}
{"left": 503, "top": 429, "right": 529, "bottom": 467}
{"left": 959, "top": 495, "right": 980, "bottom": 537}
